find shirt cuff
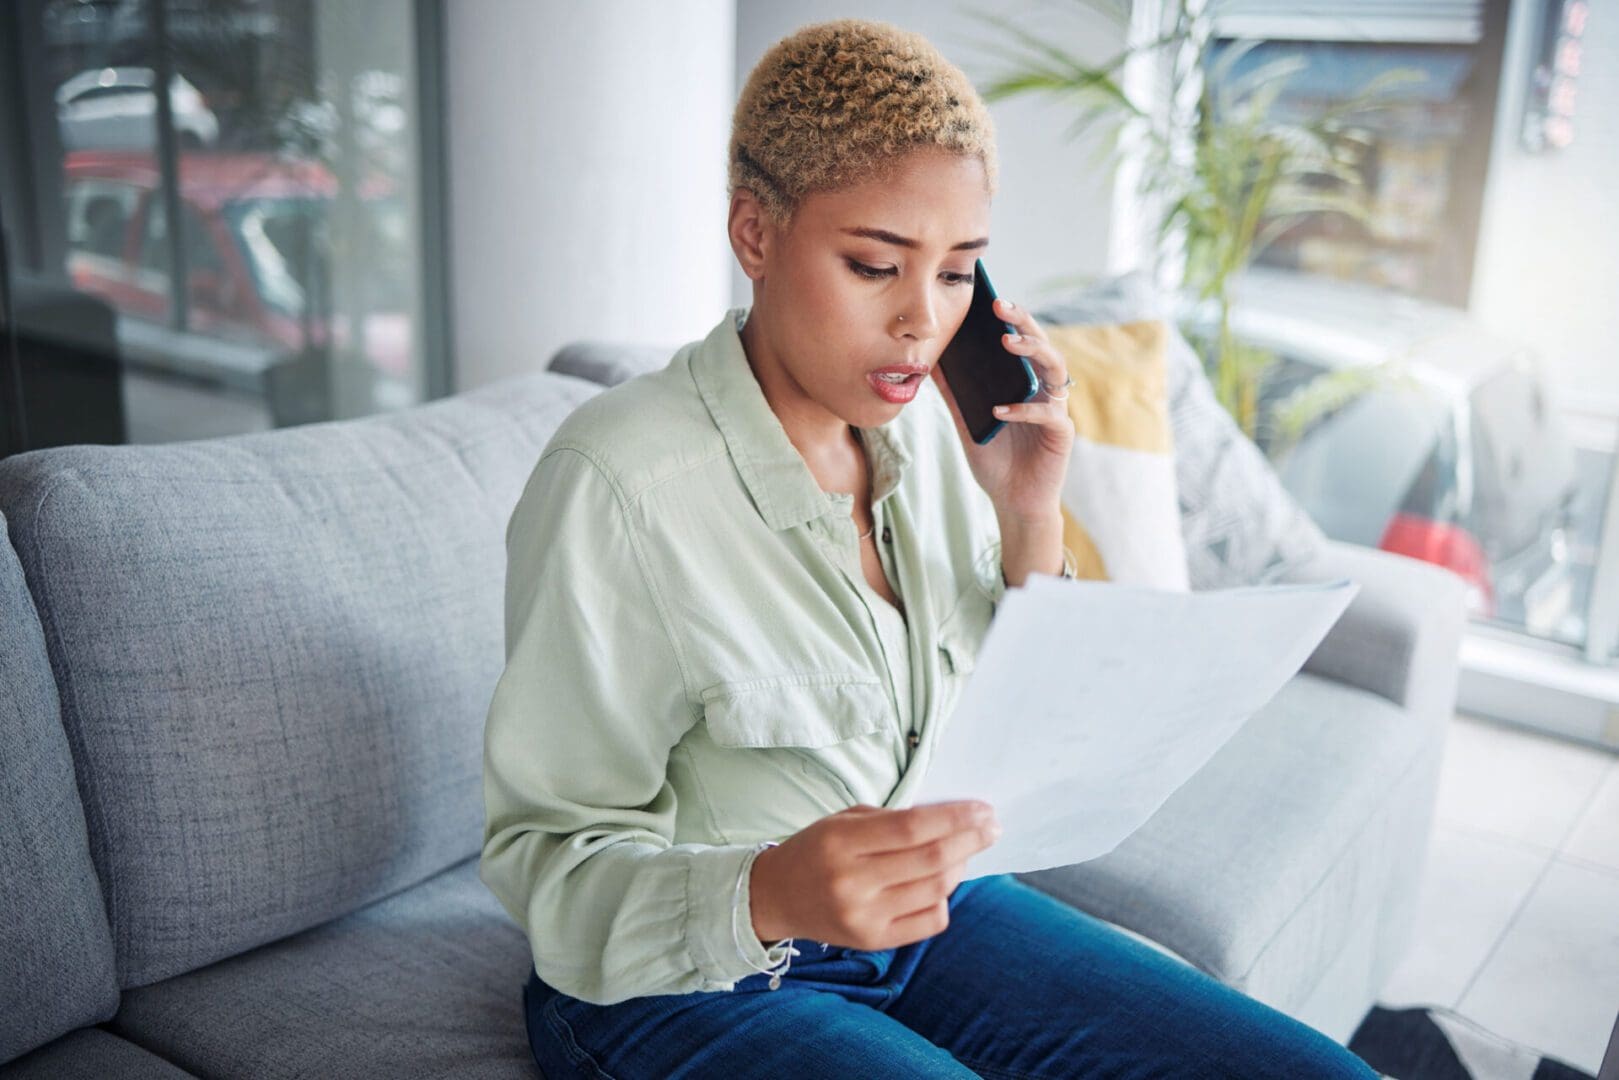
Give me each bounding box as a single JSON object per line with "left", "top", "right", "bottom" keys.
{"left": 684, "top": 844, "right": 794, "bottom": 988}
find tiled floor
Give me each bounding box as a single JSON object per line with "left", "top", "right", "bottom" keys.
{"left": 1379, "top": 711, "right": 1619, "bottom": 1074}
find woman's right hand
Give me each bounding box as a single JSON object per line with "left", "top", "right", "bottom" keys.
{"left": 748, "top": 800, "right": 1002, "bottom": 951}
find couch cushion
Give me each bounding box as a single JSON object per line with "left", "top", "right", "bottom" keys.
{"left": 109, "top": 856, "right": 538, "bottom": 1080}
{"left": 1016, "top": 670, "right": 1442, "bottom": 1021}
{"left": 0, "top": 372, "right": 600, "bottom": 990}
{"left": 0, "top": 516, "right": 120, "bottom": 1063}
{"left": 0, "top": 1028, "right": 198, "bottom": 1079}
{"left": 1046, "top": 319, "right": 1190, "bottom": 589}
{"left": 1033, "top": 272, "right": 1328, "bottom": 589}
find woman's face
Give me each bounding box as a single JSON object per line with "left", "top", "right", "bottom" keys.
{"left": 735, "top": 147, "right": 992, "bottom": 434}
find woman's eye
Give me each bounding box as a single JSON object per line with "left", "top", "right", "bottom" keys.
{"left": 846, "top": 260, "right": 975, "bottom": 287}
{"left": 847, "top": 260, "right": 893, "bottom": 279}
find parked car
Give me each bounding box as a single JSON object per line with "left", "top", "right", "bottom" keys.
{"left": 61, "top": 149, "right": 413, "bottom": 411}
{"left": 56, "top": 67, "right": 219, "bottom": 151}
{"left": 1181, "top": 268, "right": 1581, "bottom": 632}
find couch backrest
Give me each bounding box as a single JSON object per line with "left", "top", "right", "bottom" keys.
{"left": 0, "top": 371, "right": 599, "bottom": 990}
{"left": 0, "top": 514, "right": 121, "bottom": 1063}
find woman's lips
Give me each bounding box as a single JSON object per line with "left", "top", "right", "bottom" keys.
{"left": 868, "top": 370, "right": 924, "bottom": 403}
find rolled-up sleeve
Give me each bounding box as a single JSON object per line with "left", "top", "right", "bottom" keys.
{"left": 479, "top": 445, "right": 791, "bottom": 1005}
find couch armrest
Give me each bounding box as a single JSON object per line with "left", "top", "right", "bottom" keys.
{"left": 1278, "top": 539, "right": 1469, "bottom": 722}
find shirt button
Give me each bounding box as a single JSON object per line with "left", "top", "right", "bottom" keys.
{"left": 907, "top": 729, "right": 920, "bottom": 749}
{"left": 881, "top": 526, "right": 892, "bottom": 544}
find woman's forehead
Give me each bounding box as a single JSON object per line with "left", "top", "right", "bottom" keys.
{"left": 802, "top": 162, "right": 992, "bottom": 244}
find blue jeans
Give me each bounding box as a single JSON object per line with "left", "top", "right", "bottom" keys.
{"left": 522, "top": 873, "right": 1378, "bottom": 1079}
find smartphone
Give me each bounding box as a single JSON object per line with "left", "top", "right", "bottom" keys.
{"left": 936, "top": 258, "right": 1039, "bottom": 445}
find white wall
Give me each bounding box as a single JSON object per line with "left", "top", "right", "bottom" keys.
{"left": 444, "top": 2, "right": 1123, "bottom": 392}
{"left": 732, "top": 2, "right": 1125, "bottom": 312}
{"left": 1472, "top": 0, "right": 1619, "bottom": 416}
{"left": 445, "top": 1, "right": 737, "bottom": 391}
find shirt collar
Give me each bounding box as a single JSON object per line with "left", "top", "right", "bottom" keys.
{"left": 691, "top": 306, "right": 913, "bottom": 532}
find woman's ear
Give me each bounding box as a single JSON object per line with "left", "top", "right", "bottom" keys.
{"left": 728, "top": 188, "right": 773, "bottom": 282}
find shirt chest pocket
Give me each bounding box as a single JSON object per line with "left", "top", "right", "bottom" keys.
{"left": 700, "top": 674, "right": 889, "bottom": 748}
{"left": 697, "top": 674, "right": 900, "bottom": 819}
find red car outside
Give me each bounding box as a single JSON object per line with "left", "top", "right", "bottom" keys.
{"left": 63, "top": 149, "right": 412, "bottom": 385}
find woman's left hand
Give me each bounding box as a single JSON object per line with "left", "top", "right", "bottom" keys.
{"left": 930, "top": 297, "right": 1074, "bottom": 523}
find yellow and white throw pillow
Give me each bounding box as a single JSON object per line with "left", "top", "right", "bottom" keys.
{"left": 1045, "top": 320, "right": 1190, "bottom": 591}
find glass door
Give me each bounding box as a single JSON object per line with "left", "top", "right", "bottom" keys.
{"left": 0, "top": 0, "right": 449, "bottom": 454}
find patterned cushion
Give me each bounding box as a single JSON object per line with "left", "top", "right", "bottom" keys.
{"left": 1034, "top": 273, "right": 1326, "bottom": 589}
{"left": 1045, "top": 320, "right": 1189, "bottom": 589}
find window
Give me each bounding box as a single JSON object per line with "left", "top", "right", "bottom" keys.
{"left": 1211, "top": 37, "right": 1495, "bottom": 304}
{"left": 0, "top": 0, "right": 449, "bottom": 450}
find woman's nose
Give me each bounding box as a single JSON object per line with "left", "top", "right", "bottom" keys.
{"left": 895, "top": 294, "right": 941, "bottom": 340}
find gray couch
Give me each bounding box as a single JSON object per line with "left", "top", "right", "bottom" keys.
{"left": 1, "top": 338, "right": 1464, "bottom": 1077}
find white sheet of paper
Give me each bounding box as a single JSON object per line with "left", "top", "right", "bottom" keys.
{"left": 904, "top": 573, "right": 1359, "bottom": 879}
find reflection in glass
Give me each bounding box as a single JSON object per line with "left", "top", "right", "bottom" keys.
{"left": 2, "top": 0, "right": 435, "bottom": 449}
{"left": 1204, "top": 270, "right": 1601, "bottom": 654}
{"left": 1209, "top": 39, "right": 1490, "bottom": 307}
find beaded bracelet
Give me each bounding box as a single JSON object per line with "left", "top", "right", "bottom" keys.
{"left": 730, "top": 840, "right": 799, "bottom": 989}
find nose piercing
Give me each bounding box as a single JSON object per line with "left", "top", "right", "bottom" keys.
{"left": 898, "top": 315, "right": 906, "bottom": 322}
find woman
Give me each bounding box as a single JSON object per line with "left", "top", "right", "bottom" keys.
{"left": 481, "top": 18, "right": 1378, "bottom": 1079}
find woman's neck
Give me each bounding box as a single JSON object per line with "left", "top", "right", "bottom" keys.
{"left": 739, "top": 314, "right": 865, "bottom": 490}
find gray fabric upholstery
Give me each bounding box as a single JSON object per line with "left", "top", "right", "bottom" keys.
{"left": 548, "top": 339, "right": 676, "bottom": 389}
{"left": 0, "top": 1028, "right": 198, "bottom": 1080}
{"left": 0, "top": 372, "right": 600, "bottom": 990}
{"left": 1282, "top": 539, "right": 1470, "bottom": 721}
{"left": 1017, "top": 670, "right": 1443, "bottom": 1043}
{"left": 110, "top": 856, "right": 539, "bottom": 1080}
{"left": 0, "top": 330, "right": 1464, "bottom": 1065}
{"left": 0, "top": 513, "right": 120, "bottom": 1063}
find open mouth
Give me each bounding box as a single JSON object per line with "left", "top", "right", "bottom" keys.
{"left": 869, "top": 370, "right": 925, "bottom": 403}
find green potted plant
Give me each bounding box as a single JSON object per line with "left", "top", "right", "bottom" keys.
{"left": 966, "top": 0, "right": 1424, "bottom": 446}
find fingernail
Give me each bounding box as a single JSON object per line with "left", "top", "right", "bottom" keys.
{"left": 1003, "top": 300, "right": 1015, "bottom": 310}
{"left": 994, "top": 405, "right": 1009, "bottom": 415}
{"left": 1007, "top": 331, "right": 1021, "bottom": 341}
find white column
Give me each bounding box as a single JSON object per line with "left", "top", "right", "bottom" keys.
{"left": 445, "top": 0, "right": 737, "bottom": 391}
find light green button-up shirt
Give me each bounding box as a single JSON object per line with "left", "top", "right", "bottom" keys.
{"left": 480, "top": 306, "right": 1007, "bottom": 1006}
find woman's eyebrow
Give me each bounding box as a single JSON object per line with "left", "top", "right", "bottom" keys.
{"left": 841, "top": 226, "right": 988, "bottom": 251}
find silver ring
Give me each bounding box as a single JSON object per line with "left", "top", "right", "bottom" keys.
{"left": 1036, "top": 375, "right": 1075, "bottom": 401}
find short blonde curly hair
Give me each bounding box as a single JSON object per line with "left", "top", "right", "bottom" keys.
{"left": 728, "top": 19, "right": 999, "bottom": 229}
